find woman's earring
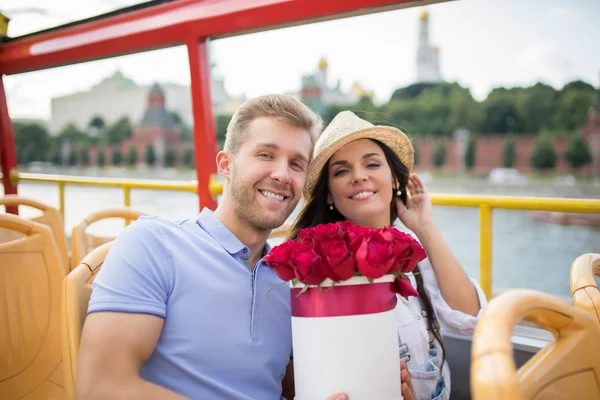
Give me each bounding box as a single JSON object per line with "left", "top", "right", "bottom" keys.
{"left": 329, "top": 204, "right": 334, "bottom": 210}
{"left": 396, "top": 189, "right": 402, "bottom": 197}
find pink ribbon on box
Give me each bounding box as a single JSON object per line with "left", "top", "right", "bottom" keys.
{"left": 290, "top": 281, "right": 398, "bottom": 318}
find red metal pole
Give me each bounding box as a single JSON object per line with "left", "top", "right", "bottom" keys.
{"left": 187, "top": 38, "right": 217, "bottom": 211}
{"left": 0, "top": 76, "right": 19, "bottom": 214}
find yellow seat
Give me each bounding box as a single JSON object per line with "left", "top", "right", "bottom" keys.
{"left": 1, "top": 195, "right": 69, "bottom": 274}
{"left": 61, "top": 241, "right": 113, "bottom": 400}
{"left": 70, "top": 207, "right": 145, "bottom": 270}
{"left": 571, "top": 253, "right": 600, "bottom": 323}
{"left": 0, "top": 213, "right": 67, "bottom": 400}
{"left": 471, "top": 286, "right": 600, "bottom": 399}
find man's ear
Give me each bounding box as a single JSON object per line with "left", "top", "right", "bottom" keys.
{"left": 216, "top": 151, "right": 232, "bottom": 179}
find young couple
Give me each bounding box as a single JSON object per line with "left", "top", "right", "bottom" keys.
{"left": 76, "top": 94, "right": 487, "bottom": 400}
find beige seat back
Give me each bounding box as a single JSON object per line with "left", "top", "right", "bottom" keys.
{"left": 471, "top": 285, "right": 600, "bottom": 400}
{"left": 70, "top": 207, "right": 145, "bottom": 270}
{"left": 1, "top": 195, "right": 69, "bottom": 274}
{"left": 571, "top": 253, "right": 600, "bottom": 323}
{"left": 61, "top": 242, "right": 113, "bottom": 400}
{"left": 0, "top": 213, "right": 67, "bottom": 400}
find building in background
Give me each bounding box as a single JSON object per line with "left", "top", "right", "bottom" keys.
{"left": 416, "top": 10, "right": 442, "bottom": 83}
{"left": 49, "top": 69, "right": 245, "bottom": 134}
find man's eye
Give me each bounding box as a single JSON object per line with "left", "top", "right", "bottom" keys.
{"left": 259, "top": 153, "right": 272, "bottom": 159}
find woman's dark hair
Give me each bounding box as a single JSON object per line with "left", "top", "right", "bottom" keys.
{"left": 290, "top": 139, "right": 446, "bottom": 367}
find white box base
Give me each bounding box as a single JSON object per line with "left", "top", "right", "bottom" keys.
{"left": 292, "top": 309, "right": 402, "bottom": 400}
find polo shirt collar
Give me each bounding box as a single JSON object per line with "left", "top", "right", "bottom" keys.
{"left": 196, "top": 208, "right": 272, "bottom": 258}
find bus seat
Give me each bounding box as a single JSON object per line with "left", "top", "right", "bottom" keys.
{"left": 70, "top": 207, "right": 145, "bottom": 271}
{"left": 1, "top": 195, "right": 69, "bottom": 275}
{"left": 471, "top": 287, "right": 600, "bottom": 400}
{"left": 61, "top": 241, "right": 113, "bottom": 400}
{"left": 0, "top": 213, "right": 67, "bottom": 400}
{"left": 571, "top": 253, "right": 600, "bottom": 324}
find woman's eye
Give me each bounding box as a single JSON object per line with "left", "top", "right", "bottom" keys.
{"left": 333, "top": 169, "right": 348, "bottom": 177}
{"left": 367, "top": 163, "right": 380, "bottom": 168}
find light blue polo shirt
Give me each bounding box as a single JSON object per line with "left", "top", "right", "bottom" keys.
{"left": 88, "top": 208, "right": 292, "bottom": 399}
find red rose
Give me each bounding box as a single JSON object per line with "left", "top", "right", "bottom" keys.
{"left": 342, "top": 222, "right": 371, "bottom": 245}
{"left": 318, "top": 238, "right": 356, "bottom": 281}
{"left": 291, "top": 242, "right": 327, "bottom": 285}
{"left": 264, "top": 240, "right": 296, "bottom": 281}
{"left": 313, "top": 223, "right": 345, "bottom": 242}
{"left": 395, "top": 277, "right": 419, "bottom": 298}
{"left": 351, "top": 231, "right": 395, "bottom": 279}
{"left": 381, "top": 227, "right": 426, "bottom": 274}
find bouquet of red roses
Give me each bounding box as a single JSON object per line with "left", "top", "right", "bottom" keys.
{"left": 264, "top": 221, "right": 426, "bottom": 298}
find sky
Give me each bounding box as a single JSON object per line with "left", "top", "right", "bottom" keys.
{"left": 2, "top": 0, "right": 600, "bottom": 120}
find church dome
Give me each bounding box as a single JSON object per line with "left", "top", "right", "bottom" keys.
{"left": 318, "top": 57, "right": 328, "bottom": 70}
{"left": 420, "top": 10, "right": 429, "bottom": 21}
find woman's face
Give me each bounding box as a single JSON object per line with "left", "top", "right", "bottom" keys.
{"left": 326, "top": 139, "right": 395, "bottom": 228}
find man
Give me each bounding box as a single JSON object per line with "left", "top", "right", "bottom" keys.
{"left": 76, "top": 94, "right": 321, "bottom": 399}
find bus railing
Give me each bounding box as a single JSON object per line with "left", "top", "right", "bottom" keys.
{"left": 5, "top": 169, "right": 600, "bottom": 300}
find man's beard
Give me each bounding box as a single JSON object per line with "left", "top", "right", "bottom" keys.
{"left": 229, "top": 168, "right": 297, "bottom": 231}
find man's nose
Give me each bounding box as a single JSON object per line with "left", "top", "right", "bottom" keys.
{"left": 270, "top": 160, "right": 291, "bottom": 185}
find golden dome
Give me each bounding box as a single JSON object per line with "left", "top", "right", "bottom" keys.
{"left": 420, "top": 10, "right": 429, "bottom": 21}
{"left": 318, "top": 57, "right": 328, "bottom": 70}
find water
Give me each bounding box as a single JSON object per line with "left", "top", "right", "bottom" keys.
{"left": 2, "top": 167, "right": 599, "bottom": 300}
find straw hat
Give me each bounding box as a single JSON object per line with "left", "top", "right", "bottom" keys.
{"left": 304, "top": 111, "right": 414, "bottom": 200}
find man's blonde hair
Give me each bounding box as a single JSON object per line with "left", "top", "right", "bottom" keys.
{"left": 223, "top": 94, "right": 323, "bottom": 156}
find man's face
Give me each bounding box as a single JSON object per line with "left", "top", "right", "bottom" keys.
{"left": 227, "top": 117, "right": 313, "bottom": 231}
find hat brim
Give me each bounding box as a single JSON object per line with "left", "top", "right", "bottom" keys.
{"left": 303, "top": 126, "right": 414, "bottom": 200}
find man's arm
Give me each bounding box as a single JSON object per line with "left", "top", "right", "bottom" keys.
{"left": 75, "top": 311, "right": 187, "bottom": 400}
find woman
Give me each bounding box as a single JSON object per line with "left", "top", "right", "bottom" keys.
{"left": 291, "top": 111, "right": 487, "bottom": 400}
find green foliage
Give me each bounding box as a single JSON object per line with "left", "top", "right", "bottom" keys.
{"left": 564, "top": 135, "right": 592, "bottom": 169}
{"left": 88, "top": 115, "right": 106, "bottom": 131}
{"left": 530, "top": 136, "right": 557, "bottom": 170}
{"left": 127, "top": 147, "right": 138, "bottom": 166}
{"left": 68, "top": 149, "right": 77, "bottom": 166}
{"left": 112, "top": 148, "right": 122, "bottom": 166}
{"left": 97, "top": 148, "right": 106, "bottom": 167}
{"left": 215, "top": 114, "right": 232, "bottom": 143}
{"left": 13, "top": 123, "right": 51, "bottom": 165}
{"left": 183, "top": 147, "right": 194, "bottom": 168}
{"left": 105, "top": 117, "right": 133, "bottom": 144}
{"left": 145, "top": 144, "right": 156, "bottom": 166}
{"left": 432, "top": 141, "right": 447, "bottom": 167}
{"left": 164, "top": 147, "right": 177, "bottom": 167}
{"left": 502, "top": 137, "right": 516, "bottom": 168}
{"left": 464, "top": 138, "right": 476, "bottom": 170}
{"left": 80, "top": 147, "right": 89, "bottom": 166}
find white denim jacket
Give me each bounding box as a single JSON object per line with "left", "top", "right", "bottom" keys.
{"left": 395, "top": 254, "right": 488, "bottom": 400}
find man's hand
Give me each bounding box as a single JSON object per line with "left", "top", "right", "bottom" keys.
{"left": 325, "top": 361, "right": 414, "bottom": 400}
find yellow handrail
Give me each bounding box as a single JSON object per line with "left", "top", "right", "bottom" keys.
{"left": 5, "top": 169, "right": 600, "bottom": 300}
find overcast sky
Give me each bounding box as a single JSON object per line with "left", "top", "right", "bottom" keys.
{"left": 3, "top": 0, "right": 599, "bottom": 119}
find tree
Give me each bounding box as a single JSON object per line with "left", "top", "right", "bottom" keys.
{"left": 564, "top": 135, "right": 592, "bottom": 169}
{"left": 554, "top": 90, "right": 594, "bottom": 132}
{"left": 517, "top": 83, "right": 557, "bottom": 133}
{"left": 464, "top": 138, "right": 476, "bottom": 170}
{"left": 68, "top": 148, "right": 78, "bottom": 166}
{"left": 112, "top": 149, "right": 122, "bottom": 166}
{"left": 127, "top": 147, "right": 138, "bottom": 166}
{"left": 97, "top": 147, "right": 106, "bottom": 167}
{"left": 481, "top": 90, "right": 525, "bottom": 134}
{"left": 80, "top": 147, "right": 90, "bottom": 166}
{"left": 530, "top": 136, "right": 557, "bottom": 170}
{"left": 145, "top": 144, "right": 156, "bottom": 166}
{"left": 183, "top": 147, "right": 194, "bottom": 168}
{"left": 14, "top": 123, "right": 52, "bottom": 164}
{"left": 88, "top": 115, "right": 106, "bottom": 131}
{"left": 502, "top": 137, "right": 516, "bottom": 168}
{"left": 105, "top": 117, "right": 133, "bottom": 144}
{"left": 432, "top": 141, "right": 447, "bottom": 168}
{"left": 164, "top": 147, "right": 177, "bottom": 167}
{"left": 215, "top": 114, "right": 232, "bottom": 143}
{"left": 58, "top": 123, "right": 87, "bottom": 145}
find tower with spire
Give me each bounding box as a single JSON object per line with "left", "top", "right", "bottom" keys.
{"left": 416, "top": 10, "right": 442, "bottom": 83}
